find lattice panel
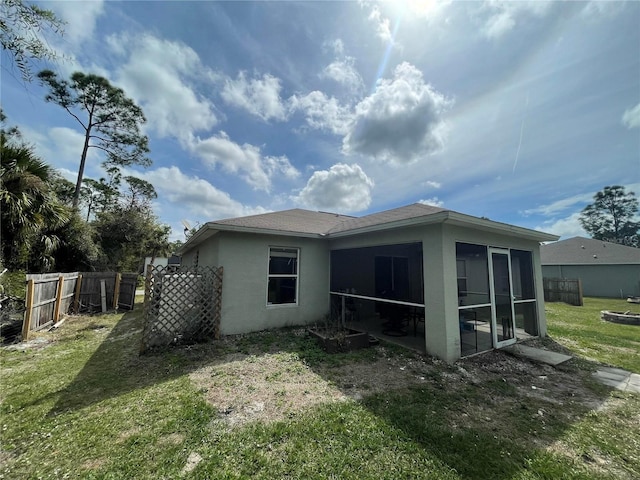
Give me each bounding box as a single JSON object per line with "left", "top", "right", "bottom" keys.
{"left": 141, "top": 265, "right": 223, "bottom": 353}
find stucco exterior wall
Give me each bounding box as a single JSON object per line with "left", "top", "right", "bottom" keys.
{"left": 215, "top": 232, "right": 330, "bottom": 334}
{"left": 179, "top": 220, "right": 549, "bottom": 362}
{"left": 181, "top": 234, "right": 219, "bottom": 267}
{"left": 542, "top": 264, "right": 640, "bottom": 298}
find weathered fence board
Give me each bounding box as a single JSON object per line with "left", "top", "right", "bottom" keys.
{"left": 543, "top": 277, "right": 583, "bottom": 306}
{"left": 22, "top": 271, "right": 138, "bottom": 340}
{"left": 117, "top": 273, "right": 138, "bottom": 310}
{"left": 141, "top": 265, "right": 223, "bottom": 353}
{"left": 24, "top": 272, "right": 80, "bottom": 333}
{"left": 78, "top": 272, "right": 117, "bottom": 313}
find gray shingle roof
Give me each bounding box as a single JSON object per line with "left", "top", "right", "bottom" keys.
{"left": 213, "top": 209, "right": 355, "bottom": 235}
{"left": 541, "top": 236, "right": 640, "bottom": 265}
{"left": 327, "top": 203, "right": 446, "bottom": 234}
{"left": 179, "top": 203, "right": 556, "bottom": 255}
{"left": 211, "top": 204, "right": 447, "bottom": 236}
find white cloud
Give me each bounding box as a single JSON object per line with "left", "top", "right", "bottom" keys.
{"left": 136, "top": 166, "right": 268, "bottom": 220}
{"left": 188, "top": 132, "right": 298, "bottom": 191}
{"left": 422, "top": 180, "right": 442, "bottom": 189}
{"left": 321, "top": 58, "right": 364, "bottom": 94}
{"left": 323, "top": 39, "right": 345, "bottom": 56}
{"left": 264, "top": 156, "right": 301, "bottom": 180}
{"left": 289, "top": 91, "right": 353, "bottom": 135}
{"left": 368, "top": 6, "right": 394, "bottom": 43}
{"left": 221, "top": 72, "right": 288, "bottom": 121}
{"left": 581, "top": 1, "right": 627, "bottom": 19}
{"left": 109, "top": 33, "right": 218, "bottom": 141}
{"left": 50, "top": 0, "right": 105, "bottom": 45}
{"left": 418, "top": 197, "right": 444, "bottom": 207}
{"left": 343, "top": 62, "right": 450, "bottom": 163}
{"left": 536, "top": 212, "right": 588, "bottom": 239}
{"left": 295, "top": 163, "right": 374, "bottom": 213}
{"left": 480, "top": 1, "right": 553, "bottom": 39}
{"left": 622, "top": 102, "right": 640, "bottom": 129}
{"left": 401, "top": 0, "right": 452, "bottom": 21}
{"left": 18, "top": 124, "right": 101, "bottom": 172}
{"left": 522, "top": 192, "right": 595, "bottom": 217}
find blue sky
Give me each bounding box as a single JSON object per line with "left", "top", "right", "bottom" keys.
{"left": 2, "top": 0, "right": 639, "bottom": 241}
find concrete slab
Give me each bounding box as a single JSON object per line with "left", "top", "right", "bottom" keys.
{"left": 592, "top": 368, "right": 640, "bottom": 393}
{"left": 503, "top": 344, "right": 572, "bottom": 367}
{"left": 594, "top": 369, "right": 628, "bottom": 382}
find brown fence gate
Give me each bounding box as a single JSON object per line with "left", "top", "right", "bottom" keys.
{"left": 141, "top": 265, "right": 223, "bottom": 353}
{"left": 543, "top": 277, "right": 583, "bottom": 306}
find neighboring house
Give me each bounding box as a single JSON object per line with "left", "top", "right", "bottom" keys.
{"left": 541, "top": 236, "right": 640, "bottom": 298}
{"left": 143, "top": 255, "right": 181, "bottom": 275}
{"left": 177, "top": 204, "right": 557, "bottom": 362}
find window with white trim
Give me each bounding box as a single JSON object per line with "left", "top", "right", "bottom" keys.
{"left": 267, "top": 247, "right": 299, "bottom": 305}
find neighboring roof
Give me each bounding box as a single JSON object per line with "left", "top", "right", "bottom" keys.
{"left": 541, "top": 236, "right": 640, "bottom": 265}
{"left": 177, "top": 203, "right": 558, "bottom": 254}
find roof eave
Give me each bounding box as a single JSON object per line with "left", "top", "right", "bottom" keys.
{"left": 211, "top": 223, "right": 322, "bottom": 238}
{"left": 445, "top": 212, "right": 559, "bottom": 242}
{"left": 327, "top": 211, "right": 558, "bottom": 242}
{"left": 175, "top": 223, "right": 219, "bottom": 255}
{"left": 542, "top": 262, "right": 640, "bottom": 266}
{"left": 176, "top": 223, "right": 323, "bottom": 255}
{"left": 326, "top": 211, "right": 450, "bottom": 238}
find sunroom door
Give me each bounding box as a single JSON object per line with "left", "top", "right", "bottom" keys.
{"left": 488, "top": 248, "right": 516, "bottom": 348}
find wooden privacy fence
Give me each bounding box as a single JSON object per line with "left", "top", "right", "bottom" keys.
{"left": 22, "top": 272, "right": 138, "bottom": 340}
{"left": 543, "top": 277, "right": 583, "bottom": 306}
{"left": 141, "top": 264, "right": 223, "bottom": 353}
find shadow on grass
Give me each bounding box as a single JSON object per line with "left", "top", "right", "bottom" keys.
{"left": 47, "top": 308, "right": 616, "bottom": 478}
{"left": 47, "top": 302, "right": 218, "bottom": 416}
{"left": 358, "top": 351, "right": 610, "bottom": 479}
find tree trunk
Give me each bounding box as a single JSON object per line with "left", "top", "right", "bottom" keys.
{"left": 73, "top": 126, "right": 92, "bottom": 209}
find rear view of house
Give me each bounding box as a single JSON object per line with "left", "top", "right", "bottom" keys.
{"left": 177, "top": 204, "right": 558, "bottom": 362}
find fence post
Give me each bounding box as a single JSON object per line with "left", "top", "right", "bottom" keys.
{"left": 215, "top": 266, "right": 223, "bottom": 339}
{"left": 113, "top": 273, "right": 122, "bottom": 310}
{"left": 22, "top": 279, "right": 35, "bottom": 341}
{"left": 577, "top": 278, "right": 583, "bottom": 306}
{"left": 73, "top": 274, "right": 83, "bottom": 313}
{"left": 144, "top": 264, "right": 153, "bottom": 311}
{"left": 52, "top": 275, "right": 64, "bottom": 323}
{"left": 100, "top": 280, "right": 107, "bottom": 312}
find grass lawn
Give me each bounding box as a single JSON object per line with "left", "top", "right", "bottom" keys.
{"left": 545, "top": 297, "right": 640, "bottom": 372}
{"left": 1, "top": 297, "right": 639, "bottom": 479}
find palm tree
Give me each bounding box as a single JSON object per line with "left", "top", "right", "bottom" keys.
{"left": 1, "top": 131, "right": 69, "bottom": 270}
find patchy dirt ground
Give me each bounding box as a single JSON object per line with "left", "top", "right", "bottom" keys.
{"left": 189, "top": 330, "right": 605, "bottom": 429}
{"left": 187, "top": 330, "right": 640, "bottom": 478}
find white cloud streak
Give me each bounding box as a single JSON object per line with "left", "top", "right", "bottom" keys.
{"left": 622, "top": 102, "right": 640, "bottom": 129}
{"left": 419, "top": 197, "right": 444, "bottom": 207}
{"left": 536, "top": 212, "right": 587, "bottom": 239}
{"left": 480, "top": 1, "right": 553, "bottom": 39}
{"left": 50, "top": 0, "right": 105, "bottom": 45}
{"left": 422, "top": 180, "right": 442, "bottom": 189}
{"left": 522, "top": 192, "right": 595, "bottom": 217}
